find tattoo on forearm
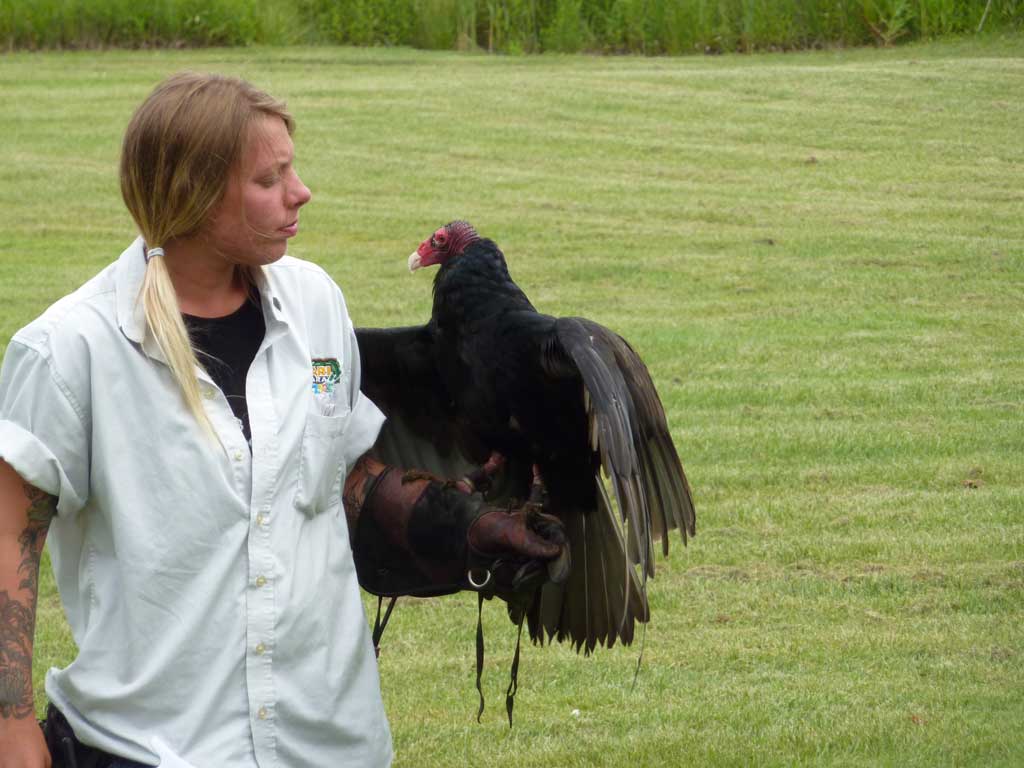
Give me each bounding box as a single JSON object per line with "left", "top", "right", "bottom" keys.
{"left": 0, "top": 593, "right": 35, "bottom": 719}
{"left": 0, "top": 486, "right": 56, "bottom": 719}
{"left": 17, "top": 485, "right": 56, "bottom": 595}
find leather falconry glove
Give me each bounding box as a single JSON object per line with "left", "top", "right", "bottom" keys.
{"left": 344, "top": 454, "right": 571, "bottom": 727}
{"left": 343, "top": 455, "right": 569, "bottom": 603}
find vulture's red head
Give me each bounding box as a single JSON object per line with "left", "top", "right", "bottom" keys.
{"left": 408, "top": 220, "right": 480, "bottom": 271}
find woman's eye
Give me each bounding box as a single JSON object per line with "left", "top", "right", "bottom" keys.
{"left": 258, "top": 176, "right": 279, "bottom": 188}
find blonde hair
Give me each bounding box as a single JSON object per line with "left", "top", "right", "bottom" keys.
{"left": 120, "top": 72, "right": 294, "bottom": 443}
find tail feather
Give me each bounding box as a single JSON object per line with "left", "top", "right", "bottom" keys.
{"left": 529, "top": 494, "right": 648, "bottom": 652}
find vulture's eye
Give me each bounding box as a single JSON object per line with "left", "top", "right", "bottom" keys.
{"left": 430, "top": 236, "right": 438, "bottom": 248}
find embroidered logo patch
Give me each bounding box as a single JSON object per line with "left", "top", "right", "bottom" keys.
{"left": 311, "top": 358, "right": 341, "bottom": 395}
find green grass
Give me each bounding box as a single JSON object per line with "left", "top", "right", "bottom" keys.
{"left": 1, "top": 37, "right": 1023, "bottom": 766}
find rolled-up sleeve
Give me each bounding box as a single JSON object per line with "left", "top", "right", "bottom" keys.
{"left": 0, "top": 340, "right": 89, "bottom": 517}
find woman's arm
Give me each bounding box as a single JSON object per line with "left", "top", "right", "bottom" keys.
{"left": 0, "top": 458, "right": 54, "bottom": 767}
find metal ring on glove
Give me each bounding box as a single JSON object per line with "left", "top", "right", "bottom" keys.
{"left": 467, "top": 568, "right": 492, "bottom": 590}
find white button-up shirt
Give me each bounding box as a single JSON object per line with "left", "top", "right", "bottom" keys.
{"left": 0, "top": 238, "right": 392, "bottom": 767}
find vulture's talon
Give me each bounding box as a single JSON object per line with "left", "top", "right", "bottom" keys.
{"left": 461, "top": 450, "right": 507, "bottom": 496}
{"left": 401, "top": 469, "right": 439, "bottom": 484}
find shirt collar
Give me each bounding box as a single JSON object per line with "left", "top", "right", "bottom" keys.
{"left": 115, "top": 236, "right": 292, "bottom": 352}
{"left": 251, "top": 264, "right": 290, "bottom": 334}
{"left": 115, "top": 236, "right": 149, "bottom": 345}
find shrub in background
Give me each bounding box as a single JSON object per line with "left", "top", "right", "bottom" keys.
{"left": 1, "top": 0, "right": 1021, "bottom": 53}
{"left": 488, "top": 0, "right": 547, "bottom": 53}
{"left": 0, "top": 0, "right": 299, "bottom": 48}
{"left": 541, "top": 0, "right": 589, "bottom": 52}
{"left": 298, "top": 0, "right": 415, "bottom": 44}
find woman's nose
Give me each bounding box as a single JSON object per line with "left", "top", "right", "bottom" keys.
{"left": 290, "top": 172, "right": 312, "bottom": 208}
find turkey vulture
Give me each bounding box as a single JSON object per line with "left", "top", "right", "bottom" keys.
{"left": 355, "top": 221, "right": 695, "bottom": 654}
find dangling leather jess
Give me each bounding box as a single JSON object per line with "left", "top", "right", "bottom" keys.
{"left": 372, "top": 596, "right": 398, "bottom": 658}
{"left": 505, "top": 613, "right": 525, "bottom": 728}
{"left": 475, "top": 592, "right": 486, "bottom": 723}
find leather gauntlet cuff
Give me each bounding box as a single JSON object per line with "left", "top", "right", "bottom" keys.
{"left": 345, "top": 455, "right": 482, "bottom": 598}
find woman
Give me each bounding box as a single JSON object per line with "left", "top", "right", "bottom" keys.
{"left": 0, "top": 73, "right": 562, "bottom": 768}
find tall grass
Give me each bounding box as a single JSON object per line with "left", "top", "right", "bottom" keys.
{"left": 0, "top": 0, "right": 307, "bottom": 48}
{"left": 2, "top": 0, "right": 1022, "bottom": 52}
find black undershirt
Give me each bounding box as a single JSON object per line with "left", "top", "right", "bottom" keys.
{"left": 184, "top": 296, "right": 266, "bottom": 445}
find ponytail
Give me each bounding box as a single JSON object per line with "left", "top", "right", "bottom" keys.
{"left": 140, "top": 249, "right": 220, "bottom": 443}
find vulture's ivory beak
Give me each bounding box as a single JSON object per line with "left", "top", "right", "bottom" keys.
{"left": 408, "top": 251, "right": 422, "bottom": 272}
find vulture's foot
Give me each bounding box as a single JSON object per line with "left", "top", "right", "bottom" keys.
{"left": 457, "top": 451, "right": 507, "bottom": 495}
{"left": 400, "top": 468, "right": 443, "bottom": 484}
{"left": 524, "top": 465, "right": 568, "bottom": 583}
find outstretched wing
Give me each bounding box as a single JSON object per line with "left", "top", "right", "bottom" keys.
{"left": 529, "top": 317, "right": 695, "bottom": 651}
{"left": 551, "top": 318, "right": 695, "bottom": 568}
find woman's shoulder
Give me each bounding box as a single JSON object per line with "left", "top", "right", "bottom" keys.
{"left": 11, "top": 262, "right": 120, "bottom": 361}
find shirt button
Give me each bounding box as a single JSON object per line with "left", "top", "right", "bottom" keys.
{"left": 257, "top": 707, "right": 268, "bottom": 720}
{"left": 255, "top": 575, "right": 267, "bottom": 588}
{"left": 256, "top": 514, "right": 266, "bottom": 526}
{"left": 255, "top": 642, "right": 266, "bottom": 655}
{"left": 202, "top": 388, "right": 216, "bottom": 400}
{"left": 233, "top": 450, "right": 243, "bottom": 461}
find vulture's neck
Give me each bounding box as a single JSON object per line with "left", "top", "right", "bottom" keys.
{"left": 432, "top": 240, "right": 535, "bottom": 321}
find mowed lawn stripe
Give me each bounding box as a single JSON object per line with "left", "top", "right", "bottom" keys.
{"left": 0, "top": 37, "right": 1020, "bottom": 767}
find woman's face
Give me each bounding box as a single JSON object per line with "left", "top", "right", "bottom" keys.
{"left": 205, "top": 115, "right": 312, "bottom": 266}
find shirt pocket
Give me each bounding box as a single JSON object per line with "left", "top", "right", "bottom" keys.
{"left": 294, "top": 406, "right": 352, "bottom": 518}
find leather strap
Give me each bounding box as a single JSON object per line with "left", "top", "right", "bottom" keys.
{"left": 505, "top": 613, "right": 525, "bottom": 728}
{"left": 475, "top": 591, "right": 486, "bottom": 723}
{"left": 372, "top": 595, "right": 399, "bottom": 658}
{"left": 471, "top": 591, "right": 526, "bottom": 728}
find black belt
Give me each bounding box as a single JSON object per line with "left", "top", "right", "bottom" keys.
{"left": 40, "top": 704, "right": 140, "bottom": 768}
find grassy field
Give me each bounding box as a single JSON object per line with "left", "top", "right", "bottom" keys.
{"left": 1, "top": 36, "right": 1023, "bottom": 766}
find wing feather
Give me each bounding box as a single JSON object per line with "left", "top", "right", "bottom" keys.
{"left": 528, "top": 491, "right": 646, "bottom": 653}
{"left": 355, "top": 326, "right": 528, "bottom": 497}
{"left": 553, "top": 318, "right": 696, "bottom": 560}
{"left": 530, "top": 318, "right": 693, "bottom": 650}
